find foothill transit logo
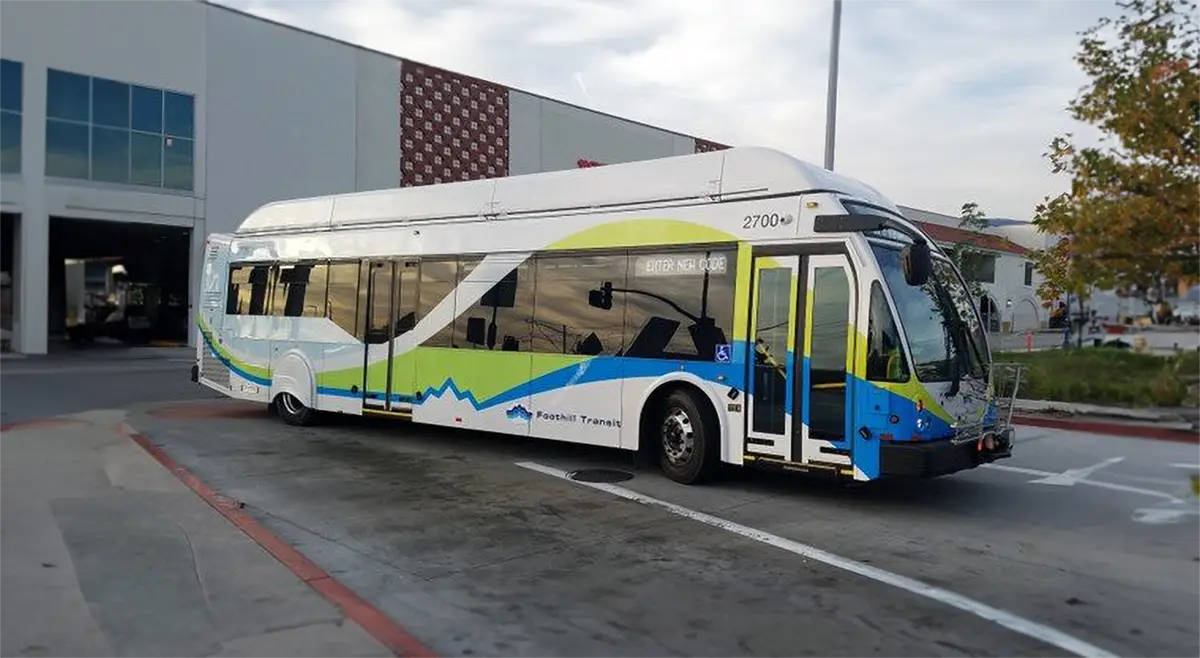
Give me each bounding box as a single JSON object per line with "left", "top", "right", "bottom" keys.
{"left": 505, "top": 404, "right": 622, "bottom": 428}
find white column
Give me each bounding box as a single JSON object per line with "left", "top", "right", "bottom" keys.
{"left": 15, "top": 63, "right": 47, "bottom": 355}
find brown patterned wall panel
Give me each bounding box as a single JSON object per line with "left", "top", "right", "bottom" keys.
{"left": 399, "top": 61, "right": 510, "bottom": 187}
{"left": 694, "top": 138, "right": 731, "bottom": 154}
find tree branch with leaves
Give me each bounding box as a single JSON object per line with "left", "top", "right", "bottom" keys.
{"left": 946, "top": 201, "right": 991, "bottom": 301}
{"left": 1032, "top": 0, "right": 1199, "bottom": 310}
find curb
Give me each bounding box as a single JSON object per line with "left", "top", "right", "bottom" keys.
{"left": 126, "top": 428, "right": 437, "bottom": 658}
{"left": 1013, "top": 415, "right": 1199, "bottom": 444}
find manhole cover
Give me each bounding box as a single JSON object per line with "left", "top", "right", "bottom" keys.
{"left": 567, "top": 468, "right": 634, "bottom": 484}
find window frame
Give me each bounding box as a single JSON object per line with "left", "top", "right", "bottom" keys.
{"left": 43, "top": 66, "right": 195, "bottom": 190}
{"left": 0, "top": 58, "right": 23, "bottom": 175}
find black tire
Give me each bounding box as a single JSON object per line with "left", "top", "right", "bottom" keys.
{"left": 275, "top": 392, "right": 316, "bottom": 427}
{"left": 655, "top": 388, "right": 719, "bottom": 485}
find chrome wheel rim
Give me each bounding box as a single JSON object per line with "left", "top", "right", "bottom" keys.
{"left": 661, "top": 407, "right": 695, "bottom": 466}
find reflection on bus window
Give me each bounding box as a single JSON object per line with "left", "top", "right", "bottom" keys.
{"left": 325, "top": 261, "right": 361, "bottom": 337}
{"left": 532, "top": 254, "right": 627, "bottom": 355}
{"left": 419, "top": 259, "right": 458, "bottom": 348}
{"left": 456, "top": 262, "right": 533, "bottom": 352}
{"left": 226, "top": 264, "right": 271, "bottom": 316}
{"left": 866, "top": 281, "right": 909, "bottom": 382}
{"left": 623, "top": 248, "right": 736, "bottom": 361}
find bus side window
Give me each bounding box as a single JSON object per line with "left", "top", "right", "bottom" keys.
{"left": 866, "top": 282, "right": 909, "bottom": 382}
{"left": 326, "top": 261, "right": 361, "bottom": 337}
{"left": 623, "top": 248, "right": 737, "bottom": 361}
{"left": 274, "top": 263, "right": 328, "bottom": 318}
{"left": 418, "top": 259, "right": 458, "bottom": 348}
{"left": 227, "top": 265, "right": 249, "bottom": 314}
{"left": 531, "top": 253, "right": 627, "bottom": 356}
{"left": 246, "top": 266, "right": 271, "bottom": 316}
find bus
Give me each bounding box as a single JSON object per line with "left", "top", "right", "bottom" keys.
{"left": 193, "top": 146, "right": 1021, "bottom": 485}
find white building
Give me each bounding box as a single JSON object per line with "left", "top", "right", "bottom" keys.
{"left": 899, "top": 206, "right": 1046, "bottom": 333}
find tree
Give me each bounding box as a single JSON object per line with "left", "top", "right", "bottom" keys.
{"left": 947, "top": 201, "right": 990, "bottom": 301}
{"left": 1032, "top": 0, "right": 1199, "bottom": 310}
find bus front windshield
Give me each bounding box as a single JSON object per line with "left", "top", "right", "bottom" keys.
{"left": 871, "top": 243, "right": 988, "bottom": 383}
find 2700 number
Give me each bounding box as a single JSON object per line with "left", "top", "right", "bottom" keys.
{"left": 743, "top": 213, "right": 784, "bottom": 229}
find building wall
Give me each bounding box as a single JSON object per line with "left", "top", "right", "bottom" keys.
{"left": 0, "top": 0, "right": 210, "bottom": 353}
{"left": 508, "top": 90, "right": 694, "bottom": 175}
{"left": 399, "top": 62, "right": 509, "bottom": 187}
{"left": 205, "top": 6, "right": 401, "bottom": 234}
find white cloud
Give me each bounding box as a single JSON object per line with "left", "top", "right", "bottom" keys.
{"left": 218, "top": 0, "right": 1112, "bottom": 220}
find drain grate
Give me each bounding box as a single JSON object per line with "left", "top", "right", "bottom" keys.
{"left": 567, "top": 468, "right": 634, "bottom": 484}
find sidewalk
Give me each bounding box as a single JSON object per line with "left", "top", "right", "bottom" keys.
{"left": 0, "top": 410, "right": 392, "bottom": 657}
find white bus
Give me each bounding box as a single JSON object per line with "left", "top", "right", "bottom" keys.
{"left": 194, "top": 147, "right": 1019, "bottom": 484}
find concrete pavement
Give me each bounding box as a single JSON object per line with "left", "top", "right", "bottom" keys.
{"left": 3, "top": 362, "right": 1198, "bottom": 657}
{"left": 0, "top": 410, "right": 392, "bottom": 657}
{"left": 126, "top": 397, "right": 1199, "bottom": 657}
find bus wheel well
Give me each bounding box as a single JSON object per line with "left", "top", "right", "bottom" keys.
{"left": 638, "top": 381, "right": 716, "bottom": 458}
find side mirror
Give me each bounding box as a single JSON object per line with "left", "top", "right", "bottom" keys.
{"left": 465, "top": 317, "right": 487, "bottom": 346}
{"left": 902, "top": 240, "right": 931, "bottom": 286}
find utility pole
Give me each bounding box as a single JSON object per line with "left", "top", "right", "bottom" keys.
{"left": 823, "top": 0, "right": 843, "bottom": 171}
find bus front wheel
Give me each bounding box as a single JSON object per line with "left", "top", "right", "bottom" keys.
{"left": 275, "top": 392, "right": 316, "bottom": 427}
{"left": 655, "top": 388, "right": 719, "bottom": 485}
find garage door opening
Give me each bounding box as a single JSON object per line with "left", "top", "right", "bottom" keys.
{"left": 50, "top": 217, "right": 191, "bottom": 346}
{"left": 1, "top": 213, "right": 15, "bottom": 352}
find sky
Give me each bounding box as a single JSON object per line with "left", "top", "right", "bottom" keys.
{"left": 215, "top": 0, "right": 1114, "bottom": 221}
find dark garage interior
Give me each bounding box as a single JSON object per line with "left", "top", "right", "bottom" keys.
{"left": 49, "top": 217, "right": 191, "bottom": 346}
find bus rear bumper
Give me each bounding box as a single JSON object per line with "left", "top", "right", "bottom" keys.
{"left": 879, "top": 427, "right": 1013, "bottom": 478}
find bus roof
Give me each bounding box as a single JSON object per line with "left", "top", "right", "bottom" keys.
{"left": 234, "top": 146, "right": 898, "bottom": 235}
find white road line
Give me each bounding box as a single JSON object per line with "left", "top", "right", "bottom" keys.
{"left": 983, "top": 463, "right": 1181, "bottom": 502}
{"left": 516, "top": 460, "right": 1119, "bottom": 658}
{"left": 1030, "top": 457, "right": 1125, "bottom": 486}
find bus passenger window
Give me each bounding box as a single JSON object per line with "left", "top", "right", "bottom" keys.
{"left": 225, "top": 265, "right": 269, "bottom": 315}
{"left": 456, "top": 262, "right": 532, "bottom": 351}
{"left": 418, "top": 259, "right": 458, "bottom": 348}
{"left": 532, "top": 253, "right": 627, "bottom": 356}
{"left": 623, "top": 248, "right": 737, "bottom": 361}
{"left": 866, "top": 282, "right": 909, "bottom": 382}
{"left": 273, "top": 264, "right": 329, "bottom": 318}
{"left": 227, "top": 265, "right": 249, "bottom": 314}
{"left": 325, "top": 261, "right": 361, "bottom": 337}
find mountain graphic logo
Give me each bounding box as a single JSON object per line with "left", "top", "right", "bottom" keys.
{"left": 505, "top": 404, "right": 533, "bottom": 423}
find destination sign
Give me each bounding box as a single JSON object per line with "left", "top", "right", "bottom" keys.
{"left": 633, "top": 253, "right": 728, "bottom": 277}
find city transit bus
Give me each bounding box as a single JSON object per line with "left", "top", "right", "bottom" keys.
{"left": 193, "top": 147, "right": 1020, "bottom": 484}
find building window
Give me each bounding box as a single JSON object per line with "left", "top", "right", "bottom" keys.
{"left": 44, "top": 67, "right": 195, "bottom": 191}
{"left": 0, "top": 59, "right": 23, "bottom": 174}
{"left": 1023, "top": 262, "right": 1034, "bottom": 286}
{"left": 960, "top": 252, "right": 997, "bottom": 284}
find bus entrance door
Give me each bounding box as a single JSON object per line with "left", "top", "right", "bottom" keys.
{"left": 797, "top": 254, "right": 858, "bottom": 474}
{"left": 362, "top": 260, "right": 418, "bottom": 413}
{"left": 362, "top": 261, "right": 395, "bottom": 410}
{"left": 745, "top": 255, "right": 800, "bottom": 461}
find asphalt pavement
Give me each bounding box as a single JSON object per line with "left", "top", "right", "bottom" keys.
{"left": 2, "top": 354, "right": 1198, "bottom": 657}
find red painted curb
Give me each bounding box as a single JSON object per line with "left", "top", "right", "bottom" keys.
{"left": 128, "top": 431, "right": 438, "bottom": 658}
{"left": 1014, "top": 415, "right": 1199, "bottom": 444}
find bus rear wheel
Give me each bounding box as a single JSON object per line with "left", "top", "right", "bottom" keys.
{"left": 275, "top": 392, "right": 316, "bottom": 427}
{"left": 656, "top": 389, "right": 718, "bottom": 485}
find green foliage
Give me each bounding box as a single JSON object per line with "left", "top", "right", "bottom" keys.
{"left": 947, "top": 201, "right": 990, "bottom": 300}
{"left": 997, "top": 348, "right": 1196, "bottom": 407}
{"left": 1032, "top": 0, "right": 1199, "bottom": 304}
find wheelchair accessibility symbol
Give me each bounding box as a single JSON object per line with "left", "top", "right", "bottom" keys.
{"left": 715, "top": 344, "right": 732, "bottom": 364}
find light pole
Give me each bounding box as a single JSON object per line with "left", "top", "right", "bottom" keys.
{"left": 823, "top": 0, "right": 843, "bottom": 171}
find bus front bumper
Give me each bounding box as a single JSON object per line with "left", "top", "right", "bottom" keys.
{"left": 880, "top": 427, "right": 1014, "bottom": 478}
